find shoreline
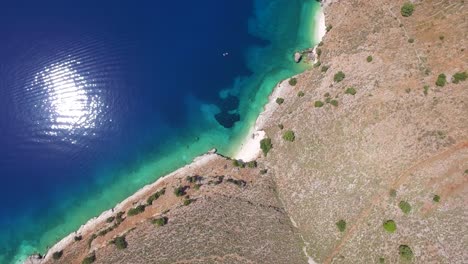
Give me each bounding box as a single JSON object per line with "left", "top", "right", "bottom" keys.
{"left": 233, "top": 6, "right": 326, "bottom": 162}
{"left": 24, "top": 5, "right": 327, "bottom": 264}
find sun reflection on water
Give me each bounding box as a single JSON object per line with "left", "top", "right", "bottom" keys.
{"left": 29, "top": 57, "right": 104, "bottom": 144}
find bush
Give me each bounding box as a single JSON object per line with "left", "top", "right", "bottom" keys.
{"left": 399, "top": 245, "right": 413, "bottom": 261}
{"left": 152, "top": 217, "right": 168, "bottom": 226}
{"left": 183, "top": 198, "right": 193, "bottom": 206}
{"left": 194, "top": 184, "right": 201, "bottom": 190}
{"left": 82, "top": 253, "right": 96, "bottom": 264}
{"left": 367, "top": 56, "right": 373, "bottom": 62}
{"left": 314, "top": 61, "right": 321, "bottom": 68}
{"left": 379, "top": 257, "right": 385, "bottom": 263}
{"left": 436, "top": 74, "right": 447, "bottom": 87}
{"left": 452, "top": 71, "right": 467, "bottom": 83}
{"left": 106, "top": 216, "right": 115, "bottom": 223}
{"left": 408, "top": 38, "right": 414, "bottom": 43}
{"left": 334, "top": 71, "right": 345, "bottom": 82}
{"left": 423, "top": 85, "right": 429, "bottom": 96}
{"left": 278, "top": 124, "right": 284, "bottom": 129}
{"left": 314, "top": 101, "right": 324, "bottom": 107}
{"left": 389, "top": 189, "right": 397, "bottom": 197}
{"left": 433, "top": 194, "right": 440, "bottom": 203}
{"left": 247, "top": 160, "right": 257, "bottom": 168}
{"left": 232, "top": 159, "right": 245, "bottom": 168}
{"left": 330, "top": 100, "right": 338, "bottom": 107}
{"left": 74, "top": 235, "right": 82, "bottom": 241}
{"left": 383, "top": 220, "right": 397, "bottom": 233}
{"left": 336, "top": 220, "right": 346, "bottom": 232}
{"left": 345, "top": 87, "right": 357, "bottom": 95}
{"left": 289, "top": 78, "right": 298, "bottom": 86}
{"left": 297, "top": 91, "right": 305, "bottom": 97}
{"left": 52, "top": 251, "right": 63, "bottom": 260}
{"left": 127, "top": 204, "right": 145, "bottom": 216}
{"left": 326, "top": 25, "right": 332, "bottom": 32}
{"left": 439, "top": 35, "right": 444, "bottom": 41}
{"left": 282, "top": 130, "right": 295, "bottom": 142}
{"left": 112, "top": 236, "right": 127, "bottom": 250}
{"left": 324, "top": 92, "right": 330, "bottom": 97}
{"left": 401, "top": 3, "right": 415, "bottom": 17}
{"left": 399, "top": 201, "right": 412, "bottom": 214}
{"left": 276, "top": 97, "right": 284, "bottom": 105}
{"left": 260, "top": 169, "right": 268, "bottom": 174}
{"left": 316, "top": 48, "right": 322, "bottom": 56}
{"left": 260, "top": 138, "right": 272, "bottom": 157}
{"left": 174, "top": 186, "right": 187, "bottom": 197}
{"left": 321, "top": 65, "right": 329, "bottom": 72}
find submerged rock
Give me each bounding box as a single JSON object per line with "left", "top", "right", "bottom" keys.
{"left": 294, "top": 52, "right": 302, "bottom": 63}
{"left": 24, "top": 254, "right": 43, "bottom": 264}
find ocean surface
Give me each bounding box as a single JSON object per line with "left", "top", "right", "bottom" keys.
{"left": 0, "top": 0, "right": 320, "bottom": 262}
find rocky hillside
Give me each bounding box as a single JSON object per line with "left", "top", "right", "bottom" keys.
{"left": 30, "top": 0, "right": 467, "bottom": 263}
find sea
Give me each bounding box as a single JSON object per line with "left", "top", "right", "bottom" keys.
{"left": 0, "top": 0, "right": 321, "bottom": 262}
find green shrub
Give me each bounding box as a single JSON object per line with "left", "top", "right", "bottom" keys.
{"left": 260, "top": 138, "right": 273, "bottom": 157}
{"left": 452, "top": 71, "right": 467, "bottom": 83}
{"left": 314, "top": 61, "right": 322, "bottom": 68}
{"left": 247, "top": 160, "right": 257, "bottom": 168}
{"left": 232, "top": 159, "right": 245, "bottom": 168}
{"left": 439, "top": 35, "right": 444, "bottom": 41}
{"left": 330, "top": 100, "right": 339, "bottom": 107}
{"left": 326, "top": 25, "right": 333, "bottom": 32}
{"left": 389, "top": 189, "right": 397, "bottom": 197}
{"left": 383, "top": 220, "right": 397, "bottom": 233}
{"left": 316, "top": 48, "right": 322, "bottom": 56}
{"left": 282, "top": 130, "right": 295, "bottom": 142}
{"left": 324, "top": 92, "right": 330, "bottom": 97}
{"left": 314, "top": 101, "right": 324, "bottom": 107}
{"left": 423, "top": 85, "right": 429, "bottom": 96}
{"left": 127, "top": 205, "right": 145, "bottom": 216}
{"left": 334, "top": 71, "right": 345, "bottom": 82}
{"left": 336, "top": 220, "right": 346, "bottom": 232}
{"left": 82, "top": 253, "right": 96, "bottom": 264}
{"left": 183, "top": 198, "right": 193, "bottom": 206}
{"left": 367, "top": 56, "right": 373, "bottom": 62}
{"left": 174, "top": 186, "right": 187, "bottom": 197}
{"left": 401, "top": 3, "right": 415, "bottom": 17}
{"left": 106, "top": 216, "right": 115, "bottom": 223}
{"left": 260, "top": 169, "right": 268, "bottom": 174}
{"left": 399, "top": 201, "right": 412, "bottom": 214}
{"left": 297, "top": 91, "right": 305, "bottom": 97}
{"left": 379, "top": 257, "right": 385, "bottom": 263}
{"left": 112, "top": 236, "right": 127, "bottom": 250}
{"left": 435, "top": 73, "right": 447, "bottom": 87}
{"left": 276, "top": 97, "right": 284, "bottom": 105}
{"left": 408, "top": 38, "right": 414, "bottom": 43}
{"left": 74, "top": 235, "right": 82, "bottom": 241}
{"left": 345, "top": 87, "right": 357, "bottom": 95}
{"left": 433, "top": 194, "right": 440, "bottom": 203}
{"left": 278, "top": 124, "right": 284, "bottom": 129}
{"left": 289, "top": 78, "right": 297, "bottom": 86}
{"left": 399, "top": 245, "right": 413, "bottom": 261}
{"left": 325, "top": 97, "right": 331, "bottom": 104}
{"left": 321, "top": 65, "right": 329, "bottom": 72}
{"left": 194, "top": 184, "right": 201, "bottom": 190}
{"left": 52, "top": 251, "right": 63, "bottom": 260}
{"left": 318, "top": 41, "right": 324, "bottom": 46}
{"left": 88, "top": 234, "right": 97, "bottom": 248}
{"left": 152, "top": 217, "right": 168, "bottom": 226}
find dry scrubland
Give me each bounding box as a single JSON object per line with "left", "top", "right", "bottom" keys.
{"left": 38, "top": 0, "right": 467, "bottom": 263}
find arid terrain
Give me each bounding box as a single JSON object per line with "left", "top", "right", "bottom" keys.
{"left": 29, "top": 0, "right": 467, "bottom": 263}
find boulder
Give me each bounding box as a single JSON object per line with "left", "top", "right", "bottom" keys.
{"left": 294, "top": 52, "right": 302, "bottom": 63}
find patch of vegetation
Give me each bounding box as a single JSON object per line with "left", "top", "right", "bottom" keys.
{"left": 260, "top": 138, "right": 272, "bottom": 157}
{"left": 98, "top": 225, "right": 115, "bottom": 237}
{"left": 439, "top": 35, "right": 444, "bottom": 41}
{"left": 247, "top": 160, "right": 257, "bottom": 168}
{"left": 383, "top": 220, "right": 397, "bottom": 233}
{"left": 52, "top": 251, "right": 63, "bottom": 260}
{"left": 405, "top": 88, "right": 411, "bottom": 93}
{"left": 367, "top": 56, "right": 373, "bottom": 62}
{"left": 115, "top": 211, "right": 125, "bottom": 225}
{"left": 186, "top": 175, "right": 202, "bottom": 183}
{"left": 276, "top": 97, "right": 284, "bottom": 105}
{"left": 423, "top": 85, "right": 429, "bottom": 96}
{"left": 111, "top": 235, "right": 128, "bottom": 250}
{"left": 227, "top": 178, "right": 247, "bottom": 187}
{"left": 278, "top": 123, "right": 284, "bottom": 129}
{"left": 345, "top": 87, "right": 357, "bottom": 95}
{"left": 325, "top": 97, "right": 332, "bottom": 104}
{"left": 282, "top": 130, "right": 295, "bottom": 142}
{"left": 435, "top": 74, "right": 447, "bottom": 87}
{"left": 232, "top": 159, "right": 245, "bottom": 168}
{"left": 408, "top": 38, "right": 414, "bottom": 43}
{"left": 330, "top": 100, "right": 338, "bottom": 107}
{"left": 127, "top": 204, "right": 146, "bottom": 216}
{"left": 334, "top": 71, "right": 345, "bottom": 82}
{"left": 194, "top": 184, "right": 201, "bottom": 190}
{"left": 174, "top": 186, "right": 187, "bottom": 197}
{"left": 260, "top": 169, "right": 268, "bottom": 174}
{"left": 314, "top": 101, "right": 324, "bottom": 107}
{"left": 314, "top": 61, "right": 321, "bottom": 68}
{"left": 289, "top": 77, "right": 297, "bottom": 86}
{"left": 399, "top": 245, "right": 414, "bottom": 261}
{"left": 74, "top": 235, "right": 82, "bottom": 241}
{"left": 88, "top": 234, "right": 97, "bottom": 248}
{"left": 321, "top": 65, "right": 329, "bottom": 72}
{"left": 324, "top": 92, "right": 330, "bottom": 97}
{"left": 399, "top": 201, "right": 412, "bottom": 214}
{"left": 106, "top": 216, "right": 115, "bottom": 223}
{"left": 400, "top": 3, "right": 415, "bottom": 17}
{"left": 82, "top": 252, "right": 96, "bottom": 264}
{"left": 336, "top": 220, "right": 346, "bottom": 232}
{"left": 326, "top": 24, "right": 332, "bottom": 32}
{"left": 433, "top": 194, "right": 440, "bottom": 203}
{"left": 390, "top": 189, "right": 397, "bottom": 197}
{"left": 379, "top": 257, "right": 385, "bottom": 263}
{"left": 152, "top": 217, "right": 168, "bottom": 226}
{"left": 183, "top": 198, "right": 193, "bottom": 206}
{"left": 298, "top": 91, "right": 305, "bottom": 97}
{"left": 452, "top": 71, "right": 467, "bottom": 83}
{"left": 316, "top": 48, "right": 322, "bottom": 56}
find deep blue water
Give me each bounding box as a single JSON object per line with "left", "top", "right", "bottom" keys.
{"left": 0, "top": 0, "right": 319, "bottom": 262}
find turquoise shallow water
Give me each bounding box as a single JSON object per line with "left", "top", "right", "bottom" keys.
{"left": 0, "top": 1, "right": 320, "bottom": 262}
